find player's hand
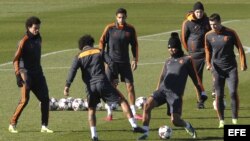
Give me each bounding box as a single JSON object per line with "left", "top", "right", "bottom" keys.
{"left": 112, "top": 79, "right": 119, "bottom": 87}
{"left": 64, "top": 87, "right": 69, "bottom": 96}
{"left": 16, "top": 74, "right": 24, "bottom": 87}
{"left": 206, "top": 65, "right": 212, "bottom": 70}
{"left": 241, "top": 65, "right": 247, "bottom": 71}
{"left": 131, "top": 60, "right": 137, "bottom": 71}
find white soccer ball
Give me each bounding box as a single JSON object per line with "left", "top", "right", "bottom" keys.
{"left": 58, "top": 98, "right": 70, "bottom": 110}
{"left": 104, "top": 103, "right": 119, "bottom": 111}
{"left": 212, "top": 99, "right": 226, "bottom": 110}
{"left": 158, "top": 125, "right": 172, "bottom": 139}
{"left": 49, "top": 97, "right": 58, "bottom": 111}
{"left": 66, "top": 97, "right": 74, "bottom": 110}
{"left": 72, "top": 98, "right": 86, "bottom": 111}
{"left": 135, "top": 96, "right": 147, "bottom": 109}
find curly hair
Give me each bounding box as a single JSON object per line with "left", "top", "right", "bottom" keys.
{"left": 25, "top": 16, "right": 41, "bottom": 30}
{"left": 78, "top": 34, "right": 95, "bottom": 50}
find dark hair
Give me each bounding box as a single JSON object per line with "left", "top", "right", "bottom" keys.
{"left": 78, "top": 34, "right": 95, "bottom": 50}
{"left": 25, "top": 16, "right": 41, "bottom": 30}
{"left": 209, "top": 13, "right": 221, "bottom": 22}
{"left": 116, "top": 8, "right": 127, "bottom": 16}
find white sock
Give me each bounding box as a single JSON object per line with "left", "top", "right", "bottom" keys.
{"left": 130, "top": 105, "right": 136, "bottom": 116}
{"left": 42, "top": 125, "right": 46, "bottom": 129}
{"left": 128, "top": 118, "right": 137, "bottom": 128}
{"left": 90, "top": 126, "right": 97, "bottom": 138}
{"left": 143, "top": 126, "right": 149, "bottom": 135}
{"left": 185, "top": 122, "right": 190, "bottom": 128}
{"left": 106, "top": 105, "right": 112, "bottom": 116}
{"left": 201, "top": 91, "right": 207, "bottom": 96}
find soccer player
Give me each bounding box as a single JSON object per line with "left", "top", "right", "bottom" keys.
{"left": 181, "top": 1, "right": 209, "bottom": 109}
{"left": 99, "top": 8, "right": 142, "bottom": 120}
{"left": 64, "top": 34, "right": 146, "bottom": 141}
{"left": 138, "top": 32, "right": 206, "bottom": 140}
{"left": 9, "top": 16, "right": 53, "bottom": 133}
{"left": 205, "top": 13, "right": 247, "bottom": 128}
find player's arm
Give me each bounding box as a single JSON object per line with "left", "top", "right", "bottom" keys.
{"left": 64, "top": 56, "right": 80, "bottom": 96}
{"left": 13, "top": 36, "right": 28, "bottom": 75}
{"left": 181, "top": 20, "right": 190, "bottom": 52}
{"left": 187, "top": 56, "right": 205, "bottom": 93}
{"left": 130, "top": 27, "right": 139, "bottom": 62}
{"left": 204, "top": 33, "right": 212, "bottom": 70}
{"left": 156, "top": 61, "right": 168, "bottom": 90}
{"left": 130, "top": 26, "right": 139, "bottom": 71}
{"left": 103, "top": 51, "right": 118, "bottom": 76}
{"left": 233, "top": 31, "right": 247, "bottom": 71}
{"left": 99, "top": 24, "right": 111, "bottom": 51}
{"left": 13, "top": 36, "right": 28, "bottom": 87}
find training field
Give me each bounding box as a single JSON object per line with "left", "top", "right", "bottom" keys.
{"left": 1, "top": 0, "right": 250, "bottom": 141}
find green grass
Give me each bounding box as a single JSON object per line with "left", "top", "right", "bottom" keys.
{"left": 1, "top": 0, "right": 250, "bottom": 141}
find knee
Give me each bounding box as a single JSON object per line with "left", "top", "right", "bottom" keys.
{"left": 20, "top": 96, "right": 29, "bottom": 106}
{"left": 126, "top": 83, "right": 134, "bottom": 92}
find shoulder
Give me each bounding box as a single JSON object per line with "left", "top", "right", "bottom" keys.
{"left": 205, "top": 30, "right": 216, "bottom": 37}
{"left": 164, "top": 57, "right": 171, "bottom": 64}
{"left": 104, "top": 22, "right": 116, "bottom": 30}
{"left": 182, "top": 55, "right": 193, "bottom": 63}
{"left": 78, "top": 47, "right": 101, "bottom": 59}
{"left": 18, "top": 34, "right": 29, "bottom": 46}
{"left": 224, "top": 26, "right": 237, "bottom": 35}
{"left": 185, "top": 11, "right": 195, "bottom": 21}
{"left": 20, "top": 34, "right": 29, "bottom": 42}
{"left": 126, "top": 23, "right": 136, "bottom": 30}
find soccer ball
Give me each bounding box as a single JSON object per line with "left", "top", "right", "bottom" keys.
{"left": 72, "top": 98, "right": 86, "bottom": 111}
{"left": 104, "top": 103, "right": 119, "bottom": 111}
{"left": 135, "top": 96, "right": 147, "bottom": 109}
{"left": 212, "top": 99, "right": 226, "bottom": 110}
{"left": 66, "top": 97, "right": 74, "bottom": 110}
{"left": 58, "top": 98, "right": 70, "bottom": 110}
{"left": 158, "top": 125, "right": 172, "bottom": 139}
{"left": 49, "top": 97, "right": 58, "bottom": 111}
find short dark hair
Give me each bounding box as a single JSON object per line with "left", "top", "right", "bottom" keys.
{"left": 209, "top": 13, "right": 221, "bottom": 22}
{"left": 116, "top": 8, "right": 127, "bottom": 16}
{"left": 25, "top": 16, "right": 41, "bottom": 30}
{"left": 78, "top": 34, "right": 95, "bottom": 50}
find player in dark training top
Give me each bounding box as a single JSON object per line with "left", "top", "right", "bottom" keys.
{"left": 138, "top": 32, "right": 206, "bottom": 140}
{"left": 205, "top": 13, "right": 247, "bottom": 128}
{"left": 64, "top": 34, "right": 146, "bottom": 141}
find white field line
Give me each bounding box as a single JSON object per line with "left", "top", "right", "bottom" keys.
{"left": 1, "top": 45, "right": 249, "bottom": 71}
{"left": 0, "top": 19, "right": 248, "bottom": 70}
